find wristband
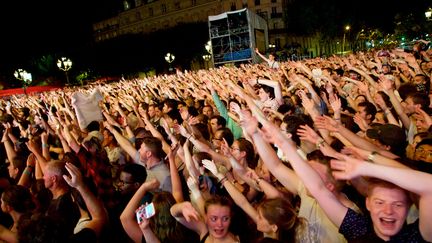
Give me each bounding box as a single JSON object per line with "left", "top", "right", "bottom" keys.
{"left": 42, "top": 143, "right": 49, "bottom": 148}
{"left": 218, "top": 176, "right": 228, "bottom": 184}
{"left": 368, "top": 151, "right": 378, "bottom": 162}
{"left": 23, "top": 169, "right": 32, "bottom": 176}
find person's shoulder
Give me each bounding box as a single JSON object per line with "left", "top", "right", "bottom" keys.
{"left": 396, "top": 219, "right": 429, "bottom": 242}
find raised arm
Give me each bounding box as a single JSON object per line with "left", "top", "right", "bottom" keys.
{"left": 119, "top": 179, "right": 160, "bottom": 243}
{"left": 266, "top": 121, "right": 348, "bottom": 228}
{"left": 331, "top": 156, "right": 432, "bottom": 242}
{"left": 1, "top": 125, "right": 17, "bottom": 163}
{"left": 241, "top": 112, "right": 300, "bottom": 195}
{"left": 255, "top": 48, "right": 270, "bottom": 63}
{"left": 63, "top": 162, "right": 108, "bottom": 236}
{"left": 103, "top": 121, "right": 138, "bottom": 163}
{"left": 168, "top": 143, "right": 184, "bottom": 203}
{"left": 203, "top": 159, "right": 259, "bottom": 223}
{"left": 170, "top": 201, "right": 207, "bottom": 237}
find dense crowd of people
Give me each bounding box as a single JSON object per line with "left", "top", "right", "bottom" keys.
{"left": 0, "top": 41, "right": 431, "bottom": 243}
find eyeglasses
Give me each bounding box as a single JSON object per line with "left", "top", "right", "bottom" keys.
{"left": 416, "top": 147, "right": 432, "bottom": 156}
{"left": 118, "top": 179, "right": 135, "bottom": 185}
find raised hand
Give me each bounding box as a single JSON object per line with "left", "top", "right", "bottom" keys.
{"left": 414, "top": 106, "right": 432, "bottom": 130}
{"left": 174, "top": 124, "right": 190, "bottom": 138}
{"left": 329, "top": 93, "right": 341, "bottom": 113}
{"left": 378, "top": 75, "right": 393, "bottom": 93}
{"left": 314, "top": 116, "right": 339, "bottom": 132}
{"left": 26, "top": 153, "right": 36, "bottom": 167}
{"left": 297, "top": 124, "right": 320, "bottom": 144}
{"left": 330, "top": 155, "right": 365, "bottom": 180}
{"left": 357, "top": 82, "right": 369, "bottom": 95}
{"left": 220, "top": 139, "right": 233, "bottom": 158}
{"left": 202, "top": 159, "right": 219, "bottom": 177}
{"left": 137, "top": 205, "right": 151, "bottom": 229}
{"left": 181, "top": 202, "right": 200, "bottom": 222}
{"left": 239, "top": 110, "right": 259, "bottom": 136}
{"left": 353, "top": 113, "right": 370, "bottom": 131}
{"left": 63, "top": 162, "right": 84, "bottom": 189}
{"left": 142, "top": 178, "right": 160, "bottom": 191}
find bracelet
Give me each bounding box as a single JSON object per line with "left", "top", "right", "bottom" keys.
{"left": 316, "top": 138, "right": 325, "bottom": 150}
{"left": 218, "top": 177, "right": 228, "bottom": 184}
{"left": 42, "top": 143, "right": 49, "bottom": 148}
{"left": 255, "top": 177, "right": 263, "bottom": 184}
{"left": 187, "top": 134, "right": 193, "bottom": 140}
{"left": 26, "top": 165, "right": 34, "bottom": 170}
{"left": 367, "top": 151, "right": 378, "bottom": 162}
{"left": 23, "top": 170, "right": 32, "bottom": 176}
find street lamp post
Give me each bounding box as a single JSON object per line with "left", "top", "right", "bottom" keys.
{"left": 205, "top": 41, "right": 213, "bottom": 68}
{"left": 57, "top": 57, "right": 72, "bottom": 85}
{"left": 164, "top": 53, "right": 175, "bottom": 72}
{"left": 202, "top": 54, "right": 211, "bottom": 69}
{"left": 14, "top": 69, "right": 32, "bottom": 95}
{"left": 342, "top": 25, "right": 351, "bottom": 54}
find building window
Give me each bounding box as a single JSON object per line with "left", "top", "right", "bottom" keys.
{"left": 271, "top": 0, "right": 277, "bottom": 3}
{"left": 136, "top": 11, "right": 142, "bottom": 20}
{"left": 161, "top": 4, "right": 167, "bottom": 13}
{"left": 272, "top": 7, "right": 277, "bottom": 14}
{"left": 256, "top": 10, "right": 268, "bottom": 20}
{"left": 231, "top": 2, "right": 236, "bottom": 11}
{"left": 149, "top": 7, "right": 153, "bottom": 16}
{"left": 175, "top": 2, "right": 181, "bottom": 10}
{"left": 191, "top": 0, "right": 196, "bottom": 6}
{"left": 255, "top": 0, "right": 260, "bottom": 6}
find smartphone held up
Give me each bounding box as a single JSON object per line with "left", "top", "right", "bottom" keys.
{"left": 136, "top": 202, "right": 156, "bottom": 223}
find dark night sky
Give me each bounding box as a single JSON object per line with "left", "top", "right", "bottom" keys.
{"left": 0, "top": 0, "right": 429, "bottom": 73}
{"left": 0, "top": 1, "right": 119, "bottom": 67}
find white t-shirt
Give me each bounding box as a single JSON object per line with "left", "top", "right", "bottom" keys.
{"left": 297, "top": 182, "right": 350, "bottom": 243}
{"left": 267, "top": 60, "right": 280, "bottom": 69}
{"left": 71, "top": 89, "right": 103, "bottom": 130}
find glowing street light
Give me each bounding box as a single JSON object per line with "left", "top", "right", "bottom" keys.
{"left": 202, "top": 54, "right": 211, "bottom": 61}
{"left": 342, "top": 25, "right": 351, "bottom": 54}
{"left": 57, "top": 57, "right": 72, "bottom": 85}
{"left": 164, "top": 53, "right": 175, "bottom": 72}
{"left": 202, "top": 54, "right": 211, "bottom": 69}
{"left": 205, "top": 41, "right": 212, "bottom": 54}
{"left": 269, "top": 44, "right": 276, "bottom": 49}
{"left": 426, "top": 8, "right": 432, "bottom": 21}
{"left": 14, "top": 69, "right": 32, "bottom": 95}
{"left": 164, "top": 53, "right": 175, "bottom": 64}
